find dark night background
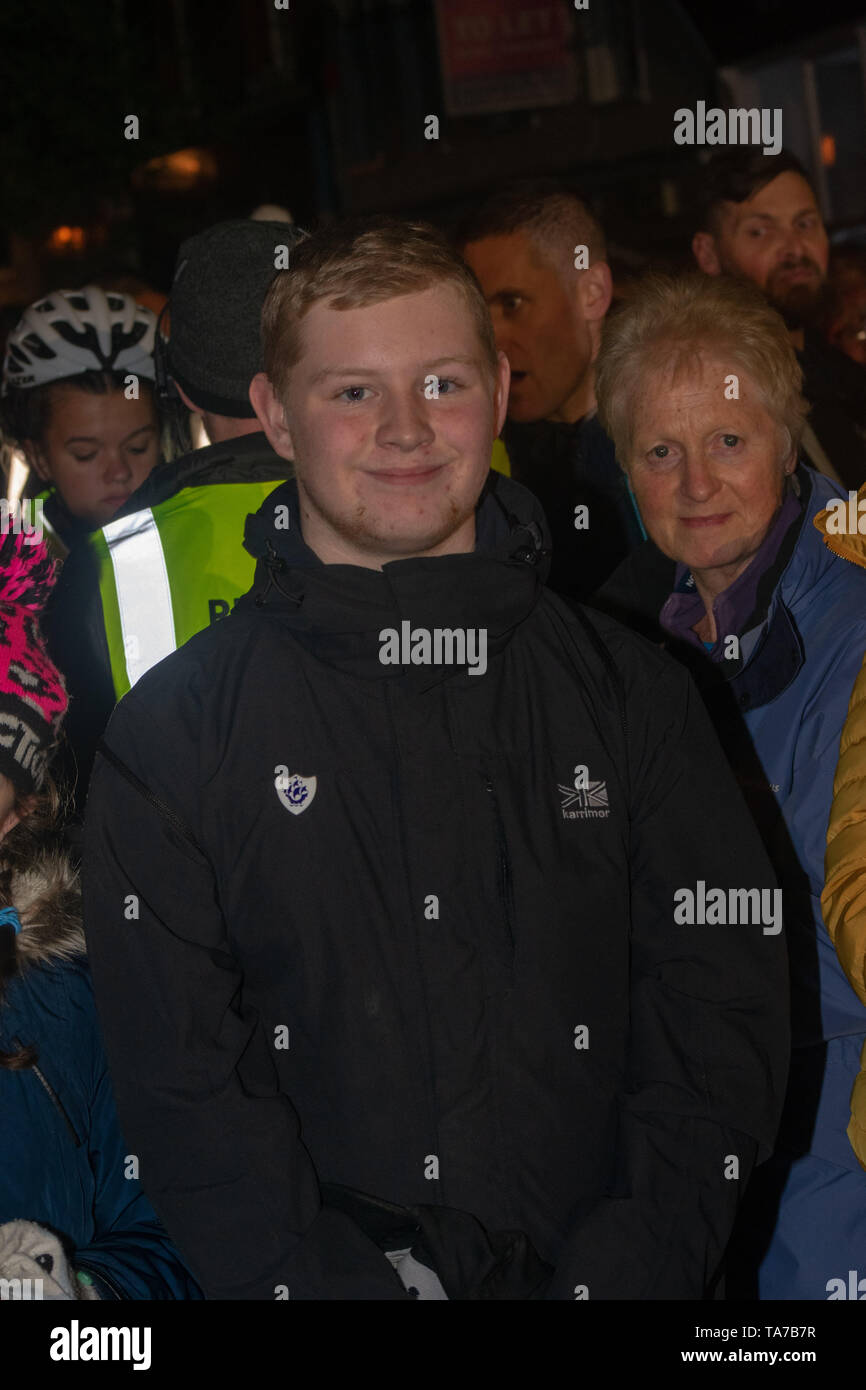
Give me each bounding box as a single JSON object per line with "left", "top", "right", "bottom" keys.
{"left": 1, "top": 0, "right": 865, "bottom": 305}
{"left": 682, "top": 0, "right": 866, "bottom": 59}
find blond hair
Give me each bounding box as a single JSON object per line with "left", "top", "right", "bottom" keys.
{"left": 596, "top": 272, "right": 809, "bottom": 466}
{"left": 262, "top": 217, "right": 499, "bottom": 401}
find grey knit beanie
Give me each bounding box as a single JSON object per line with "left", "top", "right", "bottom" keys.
{"left": 166, "top": 219, "right": 306, "bottom": 418}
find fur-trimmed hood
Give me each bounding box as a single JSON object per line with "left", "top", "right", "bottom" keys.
{"left": 7, "top": 850, "right": 84, "bottom": 969}
{"left": 0, "top": 847, "right": 203, "bottom": 1302}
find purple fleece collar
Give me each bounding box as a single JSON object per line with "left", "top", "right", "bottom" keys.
{"left": 659, "top": 487, "right": 803, "bottom": 657}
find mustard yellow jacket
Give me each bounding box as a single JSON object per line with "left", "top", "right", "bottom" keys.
{"left": 816, "top": 488, "right": 866, "bottom": 1169}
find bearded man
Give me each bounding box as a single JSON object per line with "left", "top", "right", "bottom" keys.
{"left": 692, "top": 148, "right": 866, "bottom": 490}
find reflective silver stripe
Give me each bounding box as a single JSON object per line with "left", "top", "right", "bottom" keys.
{"left": 103, "top": 509, "right": 176, "bottom": 689}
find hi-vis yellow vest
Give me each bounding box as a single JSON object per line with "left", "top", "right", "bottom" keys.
{"left": 491, "top": 439, "right": 510, "bottom": 478}
{"left": 94, "top": 442, "right": 512, "bottom": 701}
{"left": 93, "top": 479, "right": 285, "bottom": 700}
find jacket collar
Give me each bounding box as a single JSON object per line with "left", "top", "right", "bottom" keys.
{"left": 662, "top": 485, "right": 802, "bottom": 659}
{"left": 705, "top": 465, "right": 845, "bottom": 711}
{"left": 236, "top": 471, "right": 551, "bottom": 685}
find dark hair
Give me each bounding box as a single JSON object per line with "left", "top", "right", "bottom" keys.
{"left": 0, "top": 369, "right": 156, "bottom": 452}
{"left": 455, "top": 177, "right": 606, "bottom": 268}
{"left": 0, "top": 776, "right": 75, "bottom": 1071}
{"left": 696, "top": 149, "right": 816, "bottom": 236}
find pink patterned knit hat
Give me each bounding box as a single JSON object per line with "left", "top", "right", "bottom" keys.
{"left": 0, "top": 528, "right": 67, "bottom": 794}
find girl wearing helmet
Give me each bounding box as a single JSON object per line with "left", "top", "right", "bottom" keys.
{"left": 0, "top": 288, "right": 162, "bottom": 551}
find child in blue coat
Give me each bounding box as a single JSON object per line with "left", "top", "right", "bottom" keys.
{"left": 0, "top": 527, "right": 200, "bottom": 1300}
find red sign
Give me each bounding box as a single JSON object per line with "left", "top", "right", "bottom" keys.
{"left": 435, "top": 0, "right": 577, "bottom": 115}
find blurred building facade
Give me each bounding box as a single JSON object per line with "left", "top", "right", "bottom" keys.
{"left": 721, "top": 18, "right": 866, "bottom": 242}
{"left": 1, "top": 0, "right": 865, "bottom": 311}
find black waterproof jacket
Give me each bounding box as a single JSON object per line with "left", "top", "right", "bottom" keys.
{"left": 82, "top": 471, "right": 789, "bottom": 1300}
{"left": 502, "top": 413, "right": 644, "bottom": 599}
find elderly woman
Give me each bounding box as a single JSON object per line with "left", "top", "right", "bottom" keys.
{"left": 594, "top": 272, "right": 866, "bottom": 1301}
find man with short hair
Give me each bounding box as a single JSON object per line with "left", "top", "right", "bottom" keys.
{"left": 458, "top": 180, "right": 643, "bottom": 598}
{"left": 83, "top": 216, "right": 787, "bottom": 1301}
{"left": 691, "top": 149, "right": 866, "bottom": 489}
{"left": 46, "top": 219, "right": 303, "bottom": 813}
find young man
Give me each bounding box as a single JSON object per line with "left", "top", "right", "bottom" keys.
{"left": 82, "top": 218, "right": 788, "bottom": 1301}
{"left": 691, "top": 149, "right": 866, "bottom": 490}
{"left": 458, "top": 181, "right": 643, "bottom": 598}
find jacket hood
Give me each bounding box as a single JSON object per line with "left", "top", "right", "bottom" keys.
{"left": 814, "top": 476, "right": 866, "bottom": 573}
{"left": 236, "top": 471, "right": 552, "bottom": 684}
{"left": 5, "top": 850, "right": 83, "bottom": 971}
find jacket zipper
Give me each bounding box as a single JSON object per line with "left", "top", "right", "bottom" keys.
{"left": 567, "top": 604, "right": 631, "bottom": 813}
{"left": 13, "top": 1037, "right": 82, "bottom": 1147}
{"left": 819, "top": 529, "right": 866, "bottom": 571}
{"left": 484, "top": 776, "right": 515, "bottom": 951}
{"left": 13, "top": 1038, "right": 125, "bottom": 1298}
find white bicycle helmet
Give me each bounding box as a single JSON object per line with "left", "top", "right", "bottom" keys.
{"left": 1, "top": 286, "right": 157, "bottom": 395}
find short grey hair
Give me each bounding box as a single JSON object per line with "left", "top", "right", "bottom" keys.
{"left": 595, "top": 272, "right": 809, "bottom": 468}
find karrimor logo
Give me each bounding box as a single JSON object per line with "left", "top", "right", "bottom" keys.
{"left": 674, "top": 102, "right": 782, "bottom": 156}
{"left": 559, "top": 764, "right": 610, "bottom": 820}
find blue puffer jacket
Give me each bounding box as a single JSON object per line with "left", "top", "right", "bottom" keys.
{"left": 0, "top": 850, "right": 202, "bottom": 1300}
{"left": 597, "top": 464, "right": 866, "bottom": 1300}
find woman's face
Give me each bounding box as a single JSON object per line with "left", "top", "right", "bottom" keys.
{"left": 28, "top": 386, "right": 159, "bottom": 527}
{"left": 626, "top": 352, "right": 792, "bottom": 594}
